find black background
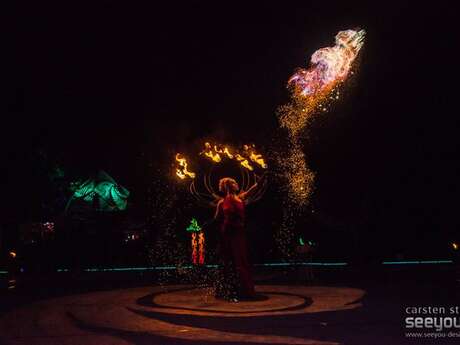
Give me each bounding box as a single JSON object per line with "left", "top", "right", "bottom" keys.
{"left": 3, "top": 1, "right": 459, "bottom": 259}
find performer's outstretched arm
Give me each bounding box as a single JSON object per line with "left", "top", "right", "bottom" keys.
{"left": 239, "top": 174, "right": 266, "bottom": 201}
{"left": 239, "top": 182, "right": 258, "bottom": 201}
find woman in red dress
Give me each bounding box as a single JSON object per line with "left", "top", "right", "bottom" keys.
{"left": 214, "top": 177, "right": 259, "bottom": 301}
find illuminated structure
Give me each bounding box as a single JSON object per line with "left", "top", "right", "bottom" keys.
{"left": 186, "top": 218, "right": 205, "bottom": 265}
{"left": 66, "top": 171, "right": 129, "bottom": 214}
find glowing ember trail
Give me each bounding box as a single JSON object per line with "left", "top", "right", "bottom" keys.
{"left": 278, "top": 28, "right": 365, "bottom": 206}
{"left": 175, "top": 153, "right": 196, "bottom": 179}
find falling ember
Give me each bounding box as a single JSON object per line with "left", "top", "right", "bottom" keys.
{"left": 277, "top": 143, "right": 315, "bottom": 205}
{"left": 278, "top": 28, "right": 365, "bottom": 206}
{"left": 175, "top": 153, "right": 196, "bottom": 179}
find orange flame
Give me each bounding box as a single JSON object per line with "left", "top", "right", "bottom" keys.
{"left": 250, "top": 152, "right": 267, "bottom": 168}
{"left": 202, "top": 142, "right": 222, "bottom": 162}
{"left": 235, "top": 154, "right": 254, "bottom": 171}
{"left": 200, "top": 142, "right": 267, "bottom": 171}
{"left": 175, "top": 153, "right": 196, "bottom": 179}
{"left": 244, "top": 144, "right": 267, "bottom": 169}
{"left": 214, "top": 145, "right": 234, "bottom": 159}
{"left": 191, "top": 232, "right": 205, "bottom": 265}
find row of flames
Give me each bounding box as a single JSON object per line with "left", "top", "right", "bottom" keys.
{"left": 201, "top": 142, "right": 267, "bottom": 170}
{"left": 175, "top": 142, "right": 267, "bottom": 179}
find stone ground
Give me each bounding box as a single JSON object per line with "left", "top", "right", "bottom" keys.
{"left": 0, "top": 266, "right": 459, "bottom": 345}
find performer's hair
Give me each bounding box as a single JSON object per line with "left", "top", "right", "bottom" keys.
{"left": 219, "top": 177, "right": 239, "bottom": 194}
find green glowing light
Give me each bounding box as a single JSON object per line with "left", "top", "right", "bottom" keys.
{"left": 53, "top": 259, "right": 456, "bottom": 274}
{"left": 186, "top": 218, "right": 202, "bottom": 232}
{"left": 62, "top": 263, "right": 342, "bottom": 272}
{"left": 0, "top": 271, "right": 8, "bottom": 274}
{"left": 66, "top": 171, "right": 129, "bottom": 212}
{"left": 382, "top": 260, "right": 453, "bottom": 265}
{"left": 56, "top": 265, "right": 209, "bottom": 272}
{"left": 254, "top": 262, "right": 348, "bottom": 267}
{"left": 299, "top": 237, "right": 316, "bottom": 247}
{"left": 54, "top": 263, "right": 350, "bottom": 274}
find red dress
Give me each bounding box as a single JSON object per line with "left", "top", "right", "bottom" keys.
{"left": 218, "top": 195, "right": 255, "bottom": 298}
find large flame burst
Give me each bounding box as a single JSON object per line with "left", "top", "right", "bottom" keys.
{"left": 174, "top": 142, "right": 268, "bottom": 206}
{"left": 289, "top": 30, "right": 365, "bottom": 97}
{"left": 278, "top": 29, "right": 365, "bottom": 206}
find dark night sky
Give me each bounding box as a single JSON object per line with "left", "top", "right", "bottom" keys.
{"left": 3, "top": 2, "right": 460, "bottom": 243}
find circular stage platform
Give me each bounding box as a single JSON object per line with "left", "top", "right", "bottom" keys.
{"left": 152, "top": 287, "right": 309, "bottom": 314}
{"left": 147, "top": 285, "right": 363, "bottom": 316}
{"left": 0, "top": 285, "right": 367, "bottom": 345}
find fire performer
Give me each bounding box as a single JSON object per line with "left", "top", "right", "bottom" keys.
{"left": 213, "top": 176, "right": 262, "bottom": 301}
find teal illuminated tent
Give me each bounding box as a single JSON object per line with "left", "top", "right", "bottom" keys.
{"left": 65, "top": 171, "right": 129, "bottom": 213}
